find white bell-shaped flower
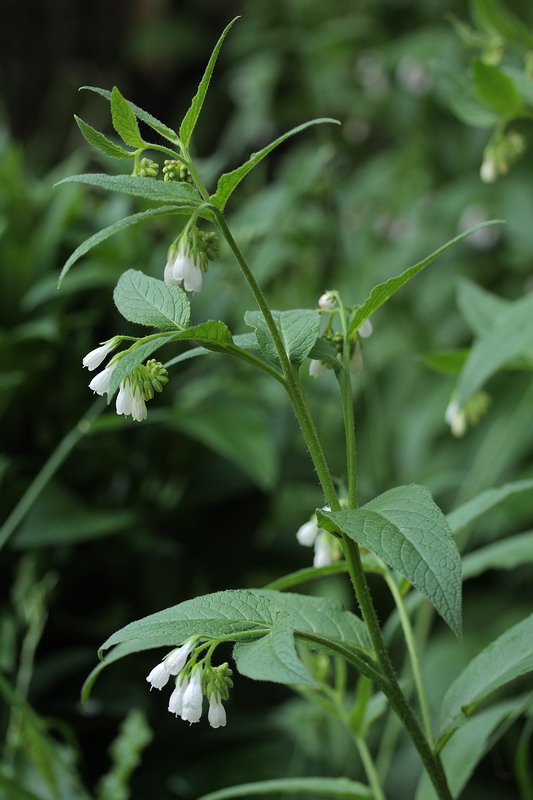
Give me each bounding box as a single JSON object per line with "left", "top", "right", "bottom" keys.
{"left": 318, "top": 291, "right": 336, "bottom": 310}
{"left": 165, "top": 641, "right": 194, "bottom": 676}
{"left": 181, "top": 670, "right": 203, "bottom": 723}
{"left": 445, "top": 399, "right": 467, "bottom": 437}
{"left": 208, "top": 693, "right": 227, "bottom": 729}
{"left": 131, "top": 388, "right": 148, "bottom": 422}
{"left": 116, "top": 382, "right": 134, "bottom": 416}
{"left": 358, "top": 319, "right": 373, "bottom": 338}
{"left": 82, "top": 341, "right": 115, "bottom": 371}
{"left": 309, "top": 359, "right": 327, "bottom": 379}
{"left": 168, "top": 674, "right": 189, "bottom": 716}
{"left": 171, "top": 247, "right": 203, "bottom": 293}
{"left": 296, "top": 519, "right": 320, "bottom": 547}
{"left": 313, "top": 532, "right": 336, "bottom": 568}
{"left": 146, "top": 661, "right": 170, "bottom": 690}
{"left": 88, "top": 366, "right": 114, "bottom": 396}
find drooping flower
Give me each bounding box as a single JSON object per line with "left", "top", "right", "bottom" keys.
{"left": 313, "top": 532, "right": 337, "bottom": 567}
{"left": 445, "top": 399, "right": 467, "bottom": 438}
{"left": 207, "top": 693, "right": 227, "bottom": 729}
{"left": 296, "top": 519, "right": 320, "bottom": 547}
{"left": 358, "top": 319, "right": 373, "bottom": 338}
{"left": 318, "top": 291, "right": 336, "bottom": 310}
{"left": 309, "top": 359, "right": 328, "bottom": 379}
{"left": 146, "top": 662, "right": 171, "bottom": 691}
{"left": 181, "top": 670, "right": 203, "bottom": 723}
{"left": 88, "top": 366, "right": 114, "bottom": 396}
{"left": 82, "top": 341, "right": 116, "bottom": 371}
{"left": 349, "top": 341, "right": 364, "bottom": 374}
{"left": 165, "top": 641, "right": 194, "bottom": 676}
{"left": 480, "top": 159, "right": 497, "bottom": 184}
{"left": 164, "top": 245, "right": 203, "bottom": 293}
{"left": 168, "top": 674, "right": 189, "bottom": 717}
{"left": 116, "top": 381, "right": 147, "bottom": 422}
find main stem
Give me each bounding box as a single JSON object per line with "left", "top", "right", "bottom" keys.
{"left": 216, "top": 209, "right": 452, "bottom": 800}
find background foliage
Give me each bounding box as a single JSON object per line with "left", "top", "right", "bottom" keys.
{"left": 1, "top": 1, "right": 532, "bottom": 799}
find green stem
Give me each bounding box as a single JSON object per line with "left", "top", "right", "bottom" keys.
{"left": 355, "top": 735, "right": 387, "bottom": 800}
{"left": 384, "top": 570, "right": 434, "bottom": 746}
{"left": 336, "top": 300, "right": 358, "bottom": 509}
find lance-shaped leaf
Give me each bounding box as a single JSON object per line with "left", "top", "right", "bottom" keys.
{"left": 179, "top": 17, "right": 239, "bottom": 149}
{"left": 195, "top": 777, "right": 373, "bottom": 800}
{"left": 438, "top": 612, "right": 533, "bottom": 745}
{"left": 74, "top": 116, "right": 134, "bottom": 159}
{"left": 472, "top": 60, "right": 522, "bottom": 115}
{"left": 318, "top": 485, "right": 462, "bottom": 637}
{"left": 456, "top": 279, "right": 510, "bottom": 337}
{"left": 347, "top": 222, "right": 503, "bottom": 337}
{"left": 211, "top": 118, "right": 340, "bottom": 210}
{"left": 447, "top": 479, "right": 533, "bottom": 535}
{"left": 81, "top": 85, "right": 179, "bottom": 143}
{"left": 56, "top": 173, "right": 200, "bottom": 205}
{"left": 456, "top": 293, "right": 533, "bottom": 407}
{"left": 234, "top": 612, "right": 316, "bottom": 686}
{"left": 244, "top": 309, "right": 321, "bottom": 365}
{"left": 114, "top": 270, "right": 190, "bottom": 331}
{"left": 462, "top": 530, "right": 533, "bottom": 580}
{"left": 111, "top": 86, "right": 145, "bottom": 147}
{"left": 58, "top": 205, "right": 190, "bottom": 286}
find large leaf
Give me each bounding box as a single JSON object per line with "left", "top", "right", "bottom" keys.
{"left": 437, "top": 68, "right": 499, "bottom": 128}
{"left": 456, "top": 279, "right": 510, "bottom": 337}
{"left": 81, "top": 85, "right": 179, "bottom": 143}
{"left": 113, "top": 269, "right": 190, "bottom": 330}
{"left": 111, "top": 86, "right": 145, "bottom": 147}
{"left": 347, "top": 223, "right": 502, "bottom": 336}
{"left": 56, "top": 173, "right": 200, "bottom": 205}
{"left": 438, "top": 612, "right": 533, "bottom": 744}
{"left": 416, "top": 696, "right": 530, "bottom": 799}
{"left": 211, "top": 119, "right": 340, "bottom": 210}
{"left": 234, "top": 612, "right": 316, "bottom": 686}
{"left": 456, "top": 293, "right": 533, "bottom": 406}
{"left": 472, "top": 60, "right": 522, "bottom": 115}
{"left": 196, "top": 777, "right": 372, "bottom": 800}
{"left": 245, "top": 309, "right": 321, "bottom": 365}
{"left": 318, "top": 485, "right": 462, "bottom": 637}
{"left": 58, "top": 205, "right": 189, "bottom": 286}
{"left": 462, "top": 530, "right": 533, "bottom": 580}
{"left": 75, "top": 115, "right": 133, "bottom": 159}
{"left": 447, "top": 479, "right": 533, "bottom": 535}
{"left": 179, "top": 18, "right": 239, "bottom": 148}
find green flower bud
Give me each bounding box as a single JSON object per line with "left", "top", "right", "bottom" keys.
{"left": 137, "top": 157, "right": 159, "bottom": 178}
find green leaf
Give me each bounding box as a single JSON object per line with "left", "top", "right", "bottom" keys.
{"left": 502, "top": 67, "right": 533, "bottom": 107}
{"left": 58, "top": 206, "right": 188, "bottom": 286}
{"left": 318, "top": 485, "right": 462, "bottom": 637}
{"left": 56, "top": 173, "right": 200, "bottom": 205}
{"left": 99, "top": 590, "right": 280, "bottom": 654}
{"left": 111, "top": 86, "right": 145, "bottom": 147}
{"left": 211, "top": 118, "right": 340, "bottom": 210}
{"left": 421, "top": 349, "right": 469, "bottom": 375}
{"left": 195, "top": 777, "right": 372, "bottom": 800}
{"left": 456, "top": 278, "right": 510, "bottom": 336}
{"left": 456, "top": 293, "right": 533, "bottom": 406}
{"left": 245, "top": 309, "right": 321, "bottom": 365}
{"left": 448, "top": 479, "right": 533, "bottom": 535}
{"left": 164, "top": 346, "right": 210, "bottom": 368}
{"left": 180, "top": 320, "right": 233, "bottom": 350}
{"left": 179, "top": 18, "right": 239, "bottom": 149}
{"left": 81, "top": 85, "right": 179, "bottom": 143}
{"left": 462, "top": 530, "right": 533, "bottom": 580}
{"left": 113, "top": 269, "right": 190, "bottom": 331}
{"left": 438, "top": 612, "right": 533, "bottom": 744}
{"left": 234, "top": 612, "right": 316, "bottom": 686}
{"left": 75, "top": 115, "right": 134, "bottom": 159}
{"left": 472, "top": 60, "right": 522, "bottom": 115}
{"left": 253, "top": 589, "right": 372, "bottom": 655}
{"left": 417, "top": 696, "right": 530, "bottom": 799}
{"left": 265, "top": 563, "right": 350, "bottom": 591}
{"left": 472, "top": 0, "right": 533, "bottom": 51}
{"left": 232, "top": 332, "right": 261, "bottom": 350}
{"left": 108, "top": 336, "right": 178, "bottom": 398}
{"left": 437, "top": 69, "right": 499, "bottom": 128}
{"left": 96, "top": 709, "right": 152, "bottom": 800}
{"left": 347, "top": 223, "right": 503, "bottom": 336}
{"left": 308, "top": 337, "right": 343, "bottom": 370}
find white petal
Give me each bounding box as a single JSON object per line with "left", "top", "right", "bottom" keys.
{"left": 82, "top": 342, "right": 114, "bottom": 371}
{"left": 168, "top": 675, "right": 188, "bottom": 716}
{"left": 309, "top": 359, "right": 327, "bottom": 378}
{"left": 88, "top": 366, "right": 114, "bottom": 396}
{"left": 171, "top": 251, "right": 192, "bottom": 282}
{"left": 181, "top": 671, "right": 203, "bottom": 722}
{"left": 146, "top": 662, "right": 170, "bottom": 690}
{"left": 165, "top": 641, "right": 193, "bottom": 676}
{"left": 183, "top": 265, "right": 203, "bottom": 293}
{"left": 318, "top": 292, "right": 336, "bottom": 310}
{"left": 164, "top": 258, "right": 181, "bottom": 285}
{"left": 296, "top": 519, "right": 320, "bottom": 547}
{"left": 313, "top": 532, "right": 335, "bottom": 567}
{"left": 480, "top": 160, "right": 497, "bottom": 183}
{"left": 349, "top": 343, "right": 364, "bottom": 374}
{"left": 131, "top": 391, "right": 148, "bottom": 422}
{"left": 116, "top": 383, "right": 134, "bottom": 416}
{"left": 208, "top": 693, "right": 227, "bottom": 728}
{"left": 358, "top": 319, "right": 373, "bottom": 338}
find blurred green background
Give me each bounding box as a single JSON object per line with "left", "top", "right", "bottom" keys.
{"left": 1, "top": 1, "right": 533, "bottom": 799}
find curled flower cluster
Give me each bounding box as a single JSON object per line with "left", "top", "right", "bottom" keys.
{"left": 83, "top": 342, "right": 168, "bottom": 423}
{"left": 296, "top": 508, "right": 341, "bottom": 567}
{"left": 146, "top": 641, "right": 232, "bottom": 729}
{"left": 164, "top": 229, "right": 219, "bottom": 293}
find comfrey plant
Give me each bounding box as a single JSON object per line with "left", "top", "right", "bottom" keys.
{"left": 60, "top": 19, "right": 533, "bottom": 800}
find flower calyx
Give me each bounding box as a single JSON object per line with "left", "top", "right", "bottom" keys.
{"left": 136, "top": 157, "right": 159, "bottom": 178}
{"left": 163, "top": 227, "right": 220, "bottom": 293}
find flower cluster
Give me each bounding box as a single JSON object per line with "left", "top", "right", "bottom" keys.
{"left": 309, "top": 306, "right": 373, "bottom": 379}
{"left": 296, "top": 508, "right": 341, "bottom": 567}
{"left": 164, "top": 229, "right": 219, "bottom": 293}
{"left": 162, "top": 160, "right": 193, "bottom": 183}
{"left": 146, "top": 641, "right": 233, "bottom": 729}
{"left": 83, "top": 342, "right": 168, "bottom": 423}
{"left": 480, "top": 130, "right": 525, "bottom": 183}
{"left": 136, "top": 157, "right": 159, "bottom": 178}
